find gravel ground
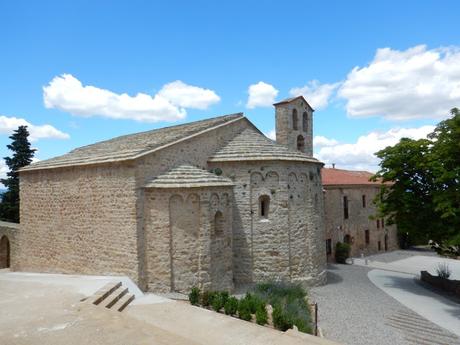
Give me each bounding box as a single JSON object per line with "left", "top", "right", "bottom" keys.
{"left": 310, "top": 264, "right": 411, "bottom": 345}
{"left": 365, "top": 249, "right": 437, "bottom": 263}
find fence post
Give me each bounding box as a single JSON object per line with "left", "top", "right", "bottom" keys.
{"left": 315, "top": 302, "right": 318, "bottom": 336}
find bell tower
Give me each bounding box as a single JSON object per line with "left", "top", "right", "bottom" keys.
{"left": 274, "top": 96, "right": 314, "bottom": 156}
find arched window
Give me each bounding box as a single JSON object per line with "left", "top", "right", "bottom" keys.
{"left": 297, "top": 135, "right": 305, "bottom": 152}
{"left": 0, "top": 236, "right": 10, "bottom": 269}
{"left": 213, "top": 211, "right": 224, "bottom": 236}
{"left": 292, "top": 109, "right": 298, "bottom": 130}
{"left": 259, "top": 195, "right": 270, "bottom": 218}
{"left": 302, "top": 112, "right": 308, "bottom": 132}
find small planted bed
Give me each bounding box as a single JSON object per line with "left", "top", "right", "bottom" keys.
{"left": 188, "top": 281, "right": 313, "bottom": 334}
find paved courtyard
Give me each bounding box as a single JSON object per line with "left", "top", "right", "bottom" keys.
{"left": 311, "top": 250, "right": 460, "bottom": 345}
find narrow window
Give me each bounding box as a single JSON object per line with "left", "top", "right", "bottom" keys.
{"left": 296, "top": 135, "right": 305, "bottom": 152}
{"left": 259, "top": 195, "right": 270, "bottom": 218}
{"left": 377, "top": 219, "right": 380, "bottom": 229}
{"left": 213, "top": 211, "right": 224, "bottom": 236}
{"left": 365, "top": 230, "right": 370, "bottom": 245}
{"left": 362, "top": 195, "right": 366, "bottom": 208}
{"left": 343, "top": 196, "right": 349, "bottom": 219}
{"left": 302, "top": 112, "right": 308, "bottom": 132}
{"left": 326, "top": 239, "right": 332, "bottom": 255}
{"left": 381, "top": 218, "right": 385, "bottom": 227}
{"left": 292, "top": 109, "right": 298, "bottom": 130}
{"left": 378, "top": 241, "right": 381, "bottom": 251}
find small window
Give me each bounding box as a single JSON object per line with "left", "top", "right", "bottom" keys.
{"left": 381, "top": 218, "right": 385, "bottom": 227}
{"left": 362, "top": 195, "right": 366, "bottom": 208}
{"left": 302, "top": 112, "right": 308, "bottom": 132}
{"left": 378, "top": 241, "right": 381, "bottom": 251}
{"left": 326, "top": 239, "right": 332, "bottom": 255}
{"left": 292, "top": 109, "right": 298, "bottom": 130}
{"left": 343, "top": 196, "right": 349, "bottom": 219}
{"left": 259, "top": 195, "right": 270, "bottom": 218}
{"left": 376, "top": 219, "right": 380, "bottom": 229}
{"left": 297, "top": 135, "right": 305, "bottom": 152}
{"left": 365, "top": 230, "right": 370, "bottom": 245}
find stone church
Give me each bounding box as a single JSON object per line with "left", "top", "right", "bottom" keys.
{"left": 15, "top": 96, "right": 326, "bottom": 293}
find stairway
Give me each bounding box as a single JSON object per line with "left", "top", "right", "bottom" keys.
{"left": 85, "top": 281, "right": 135, "bottom": 312}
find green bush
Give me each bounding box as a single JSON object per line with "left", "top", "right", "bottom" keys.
{"left": 224, "top": 296, "right": 239, "bottom": 316}
{"left": 272, "top": 304, "right": 293, "bottom": 331}
{"left": 335, "top": 242, "right": 351, "bottom": 264}
{"left": 201, "top": 290, "right": 216, "bottom": 307}
{"left": 211, "top": 292, "right": 225, "bottom": 312}
{"left": 238, "top": 298, "right": 252, "bottom": 321}
{"left": 255, "top": 304, "right": 268, "bottom": 325}
{"left": 220, "top": 291, "right": 230, "bottom": 306}
{"left": 188, "top": 287, "right": 200, "bottom": 306}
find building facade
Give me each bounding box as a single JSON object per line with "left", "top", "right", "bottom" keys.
{"left": 15, "top": 96, "right": 327, "bottom": 293}
{"left": 322, "top": 168, "right": 398, "bottom": 261}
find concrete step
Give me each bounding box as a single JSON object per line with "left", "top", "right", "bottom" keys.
{"left": 112, "top": 293, "right": 135, "bottom": 312}
{"left": 103, "top": 286, "right": 128, "bottom": 309}
{"left": 386, "top": 316, "right": 457, "bottom": 339}
{"left": 87, "top": 281, "right": 122, "bottom": 306}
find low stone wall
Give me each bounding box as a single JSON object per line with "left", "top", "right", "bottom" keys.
{"left": 0, "top": 221, "right": 19, "bottom": 269}
{"left": 420, "top": 270, "right": 460, "bottom": 297}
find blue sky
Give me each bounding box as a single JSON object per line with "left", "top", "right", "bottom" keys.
{"left": 1, "top": 0, "right": 459, "bottom": 175}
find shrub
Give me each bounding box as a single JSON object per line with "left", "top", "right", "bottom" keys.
{"left": 201, "top": 290, "right": 216, "bottom": 307}
{"left": 255, "top": 304, "right": 268, "bottom": 325}
{"left": 220, "top": 291, "right": 230, "bottom": 306}
{"left": 211, "top": 292, "right": 225, "bottom": 312}
{"left": 188, "top": 287, "right": 200, "bottom": 306}
{"left": 436, "top": 262, "right": 451, "bottom": 279}
{"left": 272, "top": 304, "right": 293, "bottom": 331}
{"left": 224, "top": 296, "right": 239, "bottom": 316}
{"left": 335, "top": 242, "right": 351, "bottom": 264}
{"left": 245, "top": 293, "right": 264, "bottom": 314}
{"left": 238, "top": 298, "right": 252, "bottom": 321}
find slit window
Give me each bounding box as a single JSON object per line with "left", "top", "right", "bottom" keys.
{"left": 362, "top": 195, "right": 366, "bottom": 208}
{"left": 343, "top": 196, "right": 349, "bottom": 219}
{"left": 259, "top": 195, "right": 270, "bottom": 218}
{"left": 292, "top": 109, "right": 298, "bottom": 130}
{"left": 326, "top": 239, "right": 332, "bottom": 255}
{"left": 365, "top": 229, "right": 370, "bottom": 245}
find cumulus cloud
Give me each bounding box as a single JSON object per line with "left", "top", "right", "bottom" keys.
{"left": 316, "top": 125, "right": 435, "bottom": 172}
{"left": 0, "top": 115, "right": 69, "bottom": 142}
{"left": 246, "top": 81, "right": 279, "bottom": 109}
{"left": 43, "top": 74, "right": 220, "bottom": 123}
{"left": 289, "top": 81, "right": 340, "bottom": 110}
{"left": 338, "top": 45, "right": 460, "bottom": 120}
{"left": 157, "top": 80, "right": 220, "bottom": 109}
{"left": 313, "top": 135, "right": 339, "bottom": 148}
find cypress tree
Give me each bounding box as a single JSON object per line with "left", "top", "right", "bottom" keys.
{"left": 0, "top": 126, "right": 35, "bottom": 222}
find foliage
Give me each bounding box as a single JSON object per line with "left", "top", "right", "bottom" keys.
{"left": 201, "top": 290, "right": 214, "bottom": 307}
{"left": 0, "top": 126, "right": 35, "bottom": 222}
{"left": 188, "top": 287, "right": 200, "bottom": 306}
{"left": 372, "top": 108, "right": 460, "bottom": 244}
{"left": 254, "top": 281, "right": 312, "bottom": 334}
{"left": 255, "top": 304, "right": 268, "bottom": 325}
{"left": 211, "top": 292, "right": 226, "bottom": 312}
{"left": 436, "top": 262, "right": 452, "bottom": 279}
{"left": 237, "top": 297, "right": 252, "bottom": 321}
{"left": 224, "top": 296, "right": 239, "bottom": 316}
{"left": 429, "top": 240, "right": 460, "bottom": 258}
{"left": 335, "top": 242, "right": 351, "bottom": 264}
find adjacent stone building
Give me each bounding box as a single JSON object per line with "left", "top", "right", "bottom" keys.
{"left": 322, "top": 168, "right": 398, "bottom": 261}
{"left": 16, "top": 96, "right": 327, "bottom": 293}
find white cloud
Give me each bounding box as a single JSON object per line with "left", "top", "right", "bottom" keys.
{"left": 316, "top": 125, "right": 435, "bottom": 172}
{"left": 289, "top": 81, "right": 340, "bottom": 110}
{"left": 246, "top": 81, "right": 279, "bottom": 109}
{"left": 338, "top": 45, "right": 460, "bottom": 120}
{"left": 265, "top": 129, "right": 276, "bottom": 140}
{"left": 0, "top": 115, "right": 70, "bottom": 142}
{"left": 44, "top": 74, "right": 221, "bottom": 123}
{"left": 313, "top": 135, "right": 338, "bottom": 148}
{"left": 157, "top": 80, "right": 220, "bottom": 109}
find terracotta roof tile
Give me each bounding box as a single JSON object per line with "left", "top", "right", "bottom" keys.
{"left": 321, "top": 168, "right": 381, "bottom": 186}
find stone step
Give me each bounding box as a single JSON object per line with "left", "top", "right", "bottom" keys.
{"left": 404, "top": 332, "right": 459, "bottom": 345}
{"left": 386, "top": 316, "right": 457, "bottom": 339}
{"left": 103, "top": 285, "right": 128, "bottom": 309}
{"left": 87, "top": 281, "right": 122, "bottom": 306}
{"left": 111, "top": 293, "right": 135, "bottom": 312}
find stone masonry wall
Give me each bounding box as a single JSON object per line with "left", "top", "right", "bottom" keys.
{"left": 324, "top": 185, "right": 398, "bottom": 260}
{"left": 143, "top": 187, "right": 233, "bottom": 293}
{"left": 208, "top": 160, "right": 326, "bottom": 288}
{"left": 18, "top": 163, "right": 140, "bottom": 282}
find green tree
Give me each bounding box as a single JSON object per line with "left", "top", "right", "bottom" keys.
{"left": 0, "top": 126, "right": 35, "bottom": 222}
{"left": 373, "top": 108, "right": 460, "bottom": 244}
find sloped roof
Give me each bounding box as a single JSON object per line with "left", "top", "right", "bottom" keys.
{"left": 321, "top": 168, "right": 381, "bottom": 186}
{"left": 208, "top": 127, "right": 320, "bottom": 163}
{"left": 273, "top": 95, "right": 314, "bottom": 111}
{"left": 144, "top": 164, "right": 234, "bottom": 188}
{"left": 20, "top": 113, "right": 244, "bottom": 172}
